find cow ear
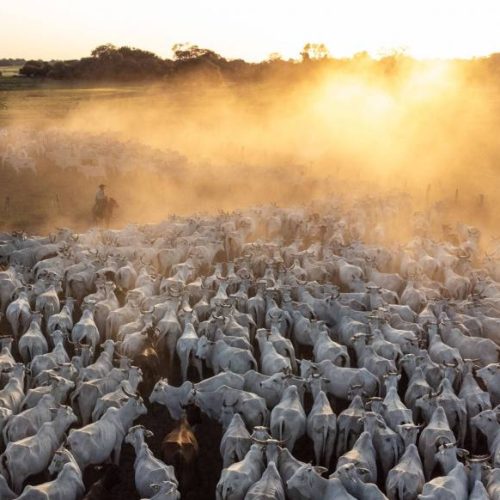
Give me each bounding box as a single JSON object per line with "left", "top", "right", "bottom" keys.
{"left": 145, "top": 430, "right": 154, "bottom": 438}
{"left": 313, "top": 466, "right": 328, "bottom": 476}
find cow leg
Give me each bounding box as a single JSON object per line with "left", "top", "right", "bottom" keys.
{"left": 325, "top": 431, "right": 336, "bottom": 467}
{"left": 113, "top": 441, "right": 122, "bottom": 466}
{"left": 180, "top": 357, "right": 188, "bottom": 383}
{"left": 313, "top": 437, "right": 322, "bottom": 466}
{"left": 12, "top": 472, "right": 25, "bottom": 494}
{"left": 193, "top": 357, "right": 203, "bottom": 382}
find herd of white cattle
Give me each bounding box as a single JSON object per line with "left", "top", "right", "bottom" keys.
{"left": 0, "top": 127, "right": 185, "bottom": 176}
{"left": 0, "top": 201, "right": 500, "bottom": 499}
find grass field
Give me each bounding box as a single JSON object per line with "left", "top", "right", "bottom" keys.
{"left": 0, "top": 65, "right": 22, "bottom": 77}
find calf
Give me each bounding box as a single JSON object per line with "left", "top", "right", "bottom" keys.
{"left": 131, "top": 327, "right": 161, "bottom": 396}
{"left": 161, "top": 414, "right": 199, "bottom": 493}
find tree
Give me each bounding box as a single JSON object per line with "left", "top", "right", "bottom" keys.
{"left": 91, "top": 44, "right": 117, "bottom": 58}
{"left": 171, "top": 43, "right": 224, "bottom": 62}
{"left": 19, "top": 60, "right": 51, "bottom": 77}
{"left": 301, "top": 43, "right": 330, "bottom": 61}
{"left": 267, "top": 52, "right": 283, "bottom": 62}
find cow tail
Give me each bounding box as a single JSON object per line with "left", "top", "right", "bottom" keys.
{"left": 322, "top": 426, "right": 328, "bottom": 465}
{"left": 0, "top": 453, "right": 9, "bottom": 484}
{"left": 279, "top": 418, "right": 285, "bottom": 442}
{"left": 398, "top": 480, "right": 405, "bottom": 500}
{"left": 2, "top": 418, "right": 11, "bottom": 445}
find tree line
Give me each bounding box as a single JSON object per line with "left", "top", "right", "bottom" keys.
{"left": 0, "top": 58, "right": 26, "bottom": 66}
{"left": 12, "top": 43, "right": 500, "bottom": 84}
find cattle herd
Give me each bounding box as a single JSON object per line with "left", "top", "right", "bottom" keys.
{"left": 0, "top": 200, "right": 500, "bottom": 499}
{"left": 0, "top": 127, "right": 185, "bottom": 176}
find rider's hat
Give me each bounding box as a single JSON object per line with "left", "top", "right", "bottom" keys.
{"left": 99, "top": 184, "right": 106, "bottom": 189}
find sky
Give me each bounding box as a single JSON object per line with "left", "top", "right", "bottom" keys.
{"left": 1, "top": 0, "right": 499, "bottom": 61}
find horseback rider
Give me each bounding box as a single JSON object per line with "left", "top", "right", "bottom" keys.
{"left": 95, "top": 184, "right": 107, "bottom": 216}
{"left": 93, "top": 184, "right": 118, "bottom": 226}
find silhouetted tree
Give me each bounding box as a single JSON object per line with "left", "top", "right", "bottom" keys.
{"left": 301, "top": 43, "right": 330, "bottom": 61}
{"left": 19, "top": 60, "right": 51, "bottom": 77}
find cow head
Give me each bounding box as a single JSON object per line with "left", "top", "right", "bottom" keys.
{"left": 195, "top": 335, "right": 214, "bottom": 360}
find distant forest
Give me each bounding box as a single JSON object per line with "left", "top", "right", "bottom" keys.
{"left": 0, "top": 58, "right": 26, "bottom": 66}
{"left": 7, "top": 43, "right": 500, "bottom": 83}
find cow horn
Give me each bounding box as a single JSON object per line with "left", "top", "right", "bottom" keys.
{"left": 468, "top": 454, "right": 491, "bottom": 462}
{"left": 122, "top": 387, "right": 138, "bottom": 399}
{"left": 250, "top": 438, "right": 268, "bottom": 445}
{"left": 435, "top": 435, "right": 453, "bottom": 447}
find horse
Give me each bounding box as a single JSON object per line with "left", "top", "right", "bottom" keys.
{"left": 92, "top": 197, "right": 118, "bottom": 227}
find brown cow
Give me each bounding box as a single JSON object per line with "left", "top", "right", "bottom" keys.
{"left": 161, "top": 414, "right": 199, "bottom": 494}
{"left": 133, "top": 326, "right": 161, "bottom": 397}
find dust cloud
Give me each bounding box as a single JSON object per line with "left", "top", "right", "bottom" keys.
{"left": 1, "top": 55, "right": 500, "bottom": 239}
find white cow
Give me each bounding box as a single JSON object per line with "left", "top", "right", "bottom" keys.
{"left": 47, "top": 297, "right": 75, "bottom": 335}
{"left": 307, "top": 390, "right": 337, "bottom": 467}
{"left": 0, "top": 405, "right": 77, "bottom": 493}
{"left": 71, "top": 303, "right": 100, "bottom": 350}
{"left": 67, "top": 395, "right": 147, "bottom": 470}
{"left": 92, "top": 367, "right": 143, "bottom": 421}
{"left": 220, "top": 413, "right": 252, "bottom": 468}
{"left": 30, "top": 330, "right": 70, "bottom": 377}
{"left": 16, "top": 447, "right": 85, "bottom": 500}
{"left": 77, "top": 339, "right": 115, "bottom": 381}
{"left": 149, "top": 379, "right": 194, "bottom": 420}
{"left": 5, "top": 290, "right": 31, "bottom": 338}
{"left": 270, "top": 386, "right": 306, "bottom": 451}
{"left": 176, "top": 310, "right": 203, "bottom": 381}
{"left": 0, "top": 363, "right": 26, "bottom": 413}
{"left": 125, "top": 425, "right": 178, "bottom": 498}
{"left": 21, "top": 374, "right": 74, "bottom": 410}
{"left": 18, "top": 314, "right": 49, "bottom": 363}
{"left": 256, "top": 332, "right": 292, "bottom": 375}
{"left": 3, "top": 393, "right": 55, "bottom": 443}
{"left": 35, "top": 279, "right": 61, "bottom": 323}
{"left": 216, "top": 445, "right": 265, "bottom": 500}
{"left": 196, "top": 336, "right": 257, "bottom": 374}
